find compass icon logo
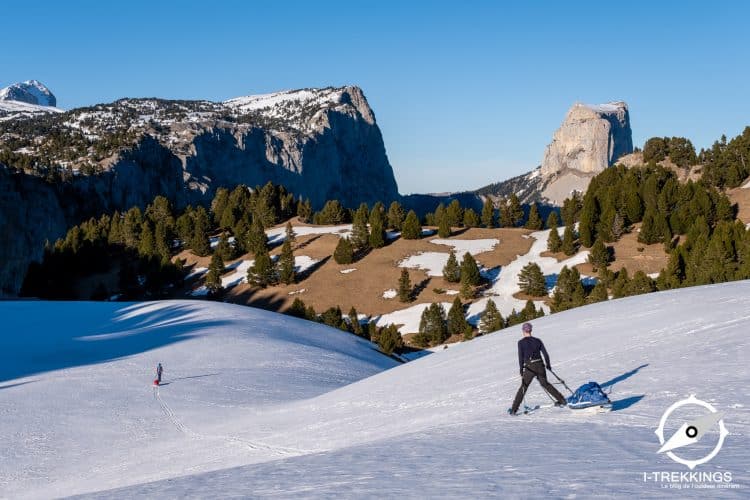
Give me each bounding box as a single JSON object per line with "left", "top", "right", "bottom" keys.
{"left": 655, "top": 395, "right": 729, "bottom": 469}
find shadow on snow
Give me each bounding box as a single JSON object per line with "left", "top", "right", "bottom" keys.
{"left": 0, "top": 302, "right": 231, "bottom": 383}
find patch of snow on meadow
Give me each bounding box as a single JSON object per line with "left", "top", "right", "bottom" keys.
{"left": 382, "top": 289, "right": 397, "bottom": 299}
{"left": 429, "top": 238, "right": 499, "bottom": 255}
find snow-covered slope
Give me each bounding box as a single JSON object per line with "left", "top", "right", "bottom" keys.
{"left": 3, "top": 283, "right": 750, "bottom": 497}
{"left": 0, "top": 301, "right": 397, "bottom": 498}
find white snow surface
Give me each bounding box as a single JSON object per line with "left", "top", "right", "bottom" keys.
{"left": 2, "top": 282, "right": 750, "bottom": 497}
{"left": 375, "top": 301, "right": 453, "bottom": 334}
{"left": 467, "top": 229, "right": 590, "bottom": 322}
{"left": 430, "top": 237, "right": 499, "bottom": 255}
{"left": 398, "top": 251, "right": 453, "bottom": 277}
{"left": 741, "top": 177, "right": 750, "bottom": 189}
{"left": 382, "top": 289, "right": 397, "bottom": 299}
{"left": 266, "top": 224, "right": 352, "bottom": 246}
{"left": 339, "top": 268, "right": 357, "bottom": 274}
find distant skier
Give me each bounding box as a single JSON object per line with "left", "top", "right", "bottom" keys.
{"left": 156, "top": 363, "right": 163, "bottom": 385}
{"left": 509, "top": 322, "right": 567, "bottom": 415}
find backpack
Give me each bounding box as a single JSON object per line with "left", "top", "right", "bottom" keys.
{"left": 567, "top": 381, "right": 611, "bottom": 409}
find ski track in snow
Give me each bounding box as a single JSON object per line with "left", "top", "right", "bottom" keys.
{"left": 152, "top": 385, "right": 305, "bottom": 456}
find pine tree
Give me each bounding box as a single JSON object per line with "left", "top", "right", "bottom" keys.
{"left": 377, "top": 324, "right": 403, "bottom": 355}
{"left": 153, "top": 221, "right": 171, "bottom": 262}
{"left": 611, "top": 268, "right": 630, "bottom": 298}
{"left": 205, "top": 252, "right": 225, "bottom": 294}
{"left": 447, "top": 297, "right": 469, "bottom": 336}
{"left": 578, "top": 196, "right": 598, "bottom": 248}
{"left": 333, "top": 237, "right": 354, "bottom": 265}
{"left": 561, "top": 224, "right": 577, "bottom": 256}
{"left": 551, "top": 266, "right": 585, "bottom": 312}
{"left": 508, "top": 194, "right": 524, "bottom": 227}
{"left": 419, "top": 303, "right": 448, "bottom": 345}
{"left": 518, "top": 262, "right": 547, "bottom": 296}
{"left": 288, "top": 298, "right": 307, "bottom": 318}
{"left": 246, "top": 218, "right": 268, "bottom": 255}
{"left": 387, "top": 201, "right": 406, "bottom": 230}
{"left": 122, "top": 207, "right": 143, "bottom": 249}
{"left": 191, "top": 206, "right": 211, "bottom": 257}
{"left": 638, "top": 209, "right": 659, "bottom": 244}
{"left": 460, "top": 252, "right": 481, "bottom": 286}
{"left": 463, "top": 208, "right": 479, "bottom": 228}
{"left": 401, "top": 210, "right": 422, "bottom": 239}
{"left": 108, "top": 211, "right": 124, "bottom": 245}
{"left": 285, "top": 221, "right": 296, "bottom": 246}
{"left": 446, "top": 200, "right": 463, "bottom": 227}
{"left": 588, "top": 238, "right": 609, "bottom": 272}
{"left": 547, "top": 227, "right": 562, "bottom": 253}
{"left": 545, "top": 211, "right": 559, "bottom": 230}
{"left": 434, "top": 203, "right": 446, "bottom": 228}
{"left": 498, "top": 198, "right": 513, "bottom": 227}
{"left": 525, "top": 203, "right": 543, "bottom": 230}
{"left": 628, "top": 271, "right": 656, "bottom": 295}
{"left": 369, "top": 216, "right": 386, "bottom": 248}
{"left": 479, "top": 299, "right": 504, "bottom": 333}
{"left": 588, "top": 281, "right": 609, "bottom": 303}
{"left": 398, "top": 268, "right": 413, "bottom": 302}
{"left": 278, "top": 239, "right": 296, "bottom": 284}
{"left": 211, "top": 188, "right": 230, "bottom": 227}
{"left": 248, "top": 246, "right": 277, "bottom": 287}
{"left": 215, "top": 232, "right": 234, "bottom": 261}
{"left": 348, "top": 306, "right": 364, "bottom": 337}
{"left": 297, "top": 198, "right": 312, "bottom": 223}
{"left": 351, "top": 204, "right": 370, "bottom": 250}
{"left": 138, "top": 222, "right": 155, "bottom": 257}
{"left": 442, "top": 250, "right": 460, "bottom": 282}
{"left": 481, "top": 198, "right": 496, "bottom": 228}
{"left": 437, "top": 213, "right": 451, "bottom": 238}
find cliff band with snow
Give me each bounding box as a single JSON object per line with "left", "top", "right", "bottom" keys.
{"left": 0, "top": 84, "right": 400, "bottom": 295}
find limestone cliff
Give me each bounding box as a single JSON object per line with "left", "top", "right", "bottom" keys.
{"left": 0, "top": 86, "right": 400, "bottom": 295}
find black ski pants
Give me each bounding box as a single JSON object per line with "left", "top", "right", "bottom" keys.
{"left": 511, "top": 360, "right": 566, "bottom": 413}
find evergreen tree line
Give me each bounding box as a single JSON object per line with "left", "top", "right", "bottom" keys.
{"left": 22, "top": 195, "right": 185, "bottom": 299}
{"left": 642, "top": 127, "right": 750, "bottom": 190}
{"left": 285, "top": 298, "right": 404, "bottom": 356}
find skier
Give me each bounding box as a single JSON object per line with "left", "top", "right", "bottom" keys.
{"left": 156, "top": 363, "right": 163, "bottom": 385}
{"left": 509, "top": 322, "right": 567, "bottom": 415}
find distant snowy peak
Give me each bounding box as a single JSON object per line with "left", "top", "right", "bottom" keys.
{"left": 0, "top": 80, "right": 57, "bottom": 107}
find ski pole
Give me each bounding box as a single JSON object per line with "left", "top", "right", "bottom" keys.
{"left": 548, "top": 368, "right": 574, "bottom": 395}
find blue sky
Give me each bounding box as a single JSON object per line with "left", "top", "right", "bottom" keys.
{"left": 2, "top": 1, "right": 749, "bottom": 193}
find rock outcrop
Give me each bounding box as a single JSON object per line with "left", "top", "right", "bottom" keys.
{"left": 0, "top": 85, "right": 400, "bottom": 295}
{"left": 541, "top": 102, "right": 632, "bottom": 177}
{"left": 538, "top": 101, "right": 632, "bottom": 205}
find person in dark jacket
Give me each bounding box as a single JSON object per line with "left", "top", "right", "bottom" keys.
{"left": 156, "top": 363, "right": 163, "bottom": 385}
{"left": 509, "top": 322, "right": 567, "bottom": 415}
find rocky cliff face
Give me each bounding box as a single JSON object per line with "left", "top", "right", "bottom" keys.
{"left": 0, "top": 85, "right": 400, "bottom": 295}
{"left": 538, "top": 101, "right": 632, "bottom": 205}
{"left": 475, "top": 101, "right": 633, "bottom": 207}
{"left": 541, "top": 102, "right": 632, "bottom": 177}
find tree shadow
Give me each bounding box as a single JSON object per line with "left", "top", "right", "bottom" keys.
{"left": 611, "top": 395, "right": 645, "bottom": 411}
{"left": 412, "top": 277, "right": 432, "bottom": 298}
{"left": 601, "top": 364, "right": 649, "bottom": 391}
{"left": 169, "top": 373, "right": 220, "bottom": 382}
{"left": 296, "top": 255, "right": 330, "bottom": 282}
{"left": 293, "top": 234, "right": 323, "bottom": 251}
{"left": 0, "top": 302, "right": 232, "bottom": 384}
{"left": 0, "top": 380, "right": 37, "bottom": 391}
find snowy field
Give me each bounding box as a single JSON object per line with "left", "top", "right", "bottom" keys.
{"left": 2, "top": 288, "right": 750, "bottom": 497}
{"left": 467, "top": 228, "right": 590, "bottom": 322}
